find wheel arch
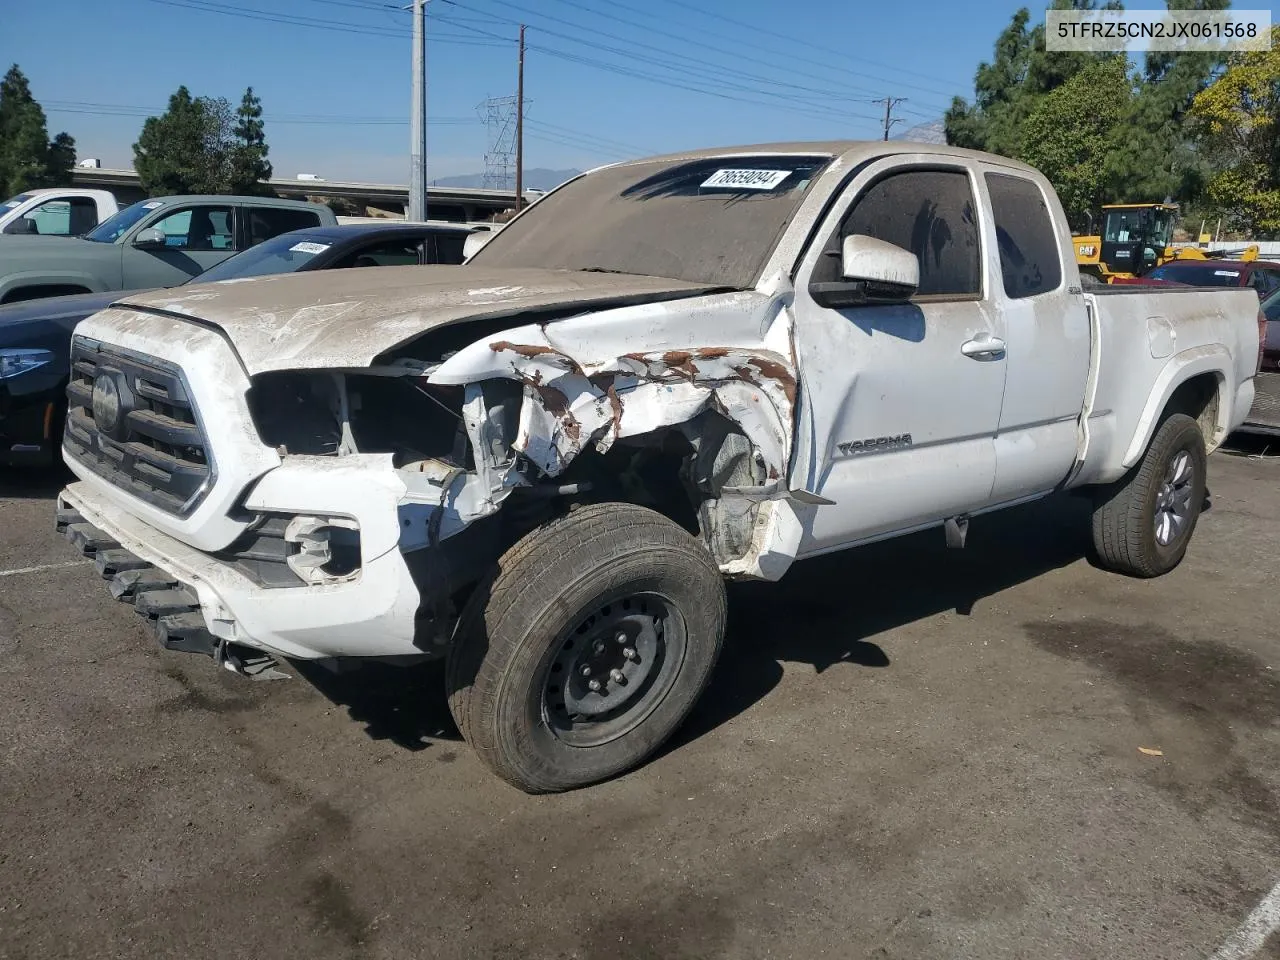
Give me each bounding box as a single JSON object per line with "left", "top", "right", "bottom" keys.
{"left": 1120, "top": 347, "right": 1232, "bottom": 468}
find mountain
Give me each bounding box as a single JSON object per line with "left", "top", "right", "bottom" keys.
{"left": 431, "top": 168, "right": 581, "bottom": 191}
{"left": 895, "top": 120, "right": 947, "bottom": 145}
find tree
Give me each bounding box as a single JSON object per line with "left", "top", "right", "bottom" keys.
{"left": 1189, "top": 25, "right": 1280, "bottom": 235}
{"left": 133, "top": 85, "right": 273, "bottom": 196}
{"left": 944, "top": 1, "right": 1124, "bottom": 156}
{"left": 229, "top": 87, "right": 272, "bottom": 194}
{"left": 0, "top": 65, "right": 76, "bottom": 196}
{"left": 948, "top": 1, "right": 1228, "bottom": 223}
{"left": 1107, "top": 0, "right": 1230, "bottom": 204}
{"left": 1020, "top": 57, "right": 1133, "bottom": 228}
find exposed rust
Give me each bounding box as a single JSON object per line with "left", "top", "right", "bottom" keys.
{"left": 527, "top": 381, "right": 581, "bottom": 443}
{"left": 606, "top": 383, "right": 623, "bottom": 436}
{"left": 745, "top": 357, "right": 797, "bottom": 406}
{"left": 588, "top": 373, "right": 625, "bottom": 438}
{"left": 489, "top": 340, "right": 559, "bottom": 358}
{"left": 661, "top": 350, "right": 700, "bottom": 379}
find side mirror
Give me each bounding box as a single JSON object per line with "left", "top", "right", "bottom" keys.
{"left": 133, "top": 227, "right": 167, "bottom": 249}
{"left": 462, "top": 231, "right": 493, "bottom": 261}
{"left": 3, "top": 216, "right": 38, "bottom": 235}
{"left": 810, "top": 234, "right": 919, "bottom": 308}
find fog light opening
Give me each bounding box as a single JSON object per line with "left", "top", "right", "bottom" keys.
{"left": 284, "top": 515, "right": 362, "bottom": 584}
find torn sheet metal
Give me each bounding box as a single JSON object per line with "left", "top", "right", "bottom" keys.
{"left": 436, "top": 336, "right": 797, "bottom": 479}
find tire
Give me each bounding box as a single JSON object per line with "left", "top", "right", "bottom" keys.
{"left": 1091, "top": 413, "right": 1207, "bottom": 578}
{"left": 446, "top": 502, "right": 727, "bottom": 793}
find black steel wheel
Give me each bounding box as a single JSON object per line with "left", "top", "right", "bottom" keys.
{"left": 447, "top": 502, "right": 726, "bottom": 793}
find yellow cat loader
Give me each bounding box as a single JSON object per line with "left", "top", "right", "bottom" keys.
{"left": 1075, "top": 203, "right": 1259, "bottom": 282}
{"left": 1075, "top": 203, "right": 1179, "bottom": 282}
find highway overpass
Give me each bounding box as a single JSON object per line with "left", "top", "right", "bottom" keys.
{"left": 69, "top": 168, "right": 533, "bottom": 222}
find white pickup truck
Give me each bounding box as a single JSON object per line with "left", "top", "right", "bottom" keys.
{"left": 0, "top": 188, "right": 119, "bottom": 236}
{"left": 56, "top": 142, "right": 1263, "bottom": 792}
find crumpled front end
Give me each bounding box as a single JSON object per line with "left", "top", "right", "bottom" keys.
{"left": 56, "top": 284, "right": 811, "bottom": 667}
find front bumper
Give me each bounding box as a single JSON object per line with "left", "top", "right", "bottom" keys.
{"left": 57, "top": 476, "right": 424, "bottom": 661}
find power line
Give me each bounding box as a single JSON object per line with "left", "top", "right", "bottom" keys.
{"left": 139, "top": 0, "right": 507, "bottom": 43}
{"left": 42, "top": 99, "right": 480, "bottom": 126}
{"left": 631, "top": 0, "right": 968, "bottom": 96}
{"left": 464, "top": 0, "right": 909, "bottom": 110}
{"left": 437, "top": 15, "right": 886, "bottom": 128}
{"left": 478, "top": 0, "right": 958, "bottom": 113}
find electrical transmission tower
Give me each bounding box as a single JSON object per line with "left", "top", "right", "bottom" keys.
{"left": 478, "top": 96, "right": 520, "bottom": 190}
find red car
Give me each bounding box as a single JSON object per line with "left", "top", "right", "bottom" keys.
{"left": 1110, "top": 258, "right": 1280, "bottom": 297}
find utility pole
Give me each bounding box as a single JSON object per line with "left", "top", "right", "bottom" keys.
{"left": 515, "top": 24, "right": 526, "bottom": 212}
{"left": 875, "top": 96, "right": 907, "bottom": 141}
{"left": 409, "top": 0, "right": 429, "bottom": 222}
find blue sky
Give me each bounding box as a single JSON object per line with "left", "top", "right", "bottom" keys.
{"left": 5, "top": 0, "right": 1023, "bottom": 183}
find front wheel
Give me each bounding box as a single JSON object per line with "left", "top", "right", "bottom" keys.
{"left": 446, "top": 502, "right": 727, "bottom": 793}
{"left": 1091, "top": 413, "right": 1207, "bottom": 578}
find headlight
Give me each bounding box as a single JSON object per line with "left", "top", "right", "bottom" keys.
{"left": 0, "top": 348, "right": 54, "bottom": 379}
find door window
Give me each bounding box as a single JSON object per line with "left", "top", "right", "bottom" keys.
{"left": 24, "top": 197, "right": 98, "bottom": 236}
{"left": 1248, "top": 269, "right": 1280, "bottom": 297}
{"left": 985, "top": 173, "right": 1063, "bottom": 299}
{"left": 818, "top": 169, "right": 982, "bottom": 297}
{"left": 245, "top": 207, "right": 323, "bottom": 246}
{"left": 150, "top": 206, "right": 235, "bottom": 251}
{"left": 431, "top": 232, "right": 467, "bottom": 264}
{"left": 331, "top": 239, "right": 422, "bottom": 269}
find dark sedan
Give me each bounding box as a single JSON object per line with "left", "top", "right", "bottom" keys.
{"left": 0, "top": 222, "right": 474, "bottom": 466}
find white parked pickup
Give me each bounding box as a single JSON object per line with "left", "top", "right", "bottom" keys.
{"left": 57, "top": 142, "right": 1264, "bottom": 792}
{"left": 0, "top": 188, "right": 119, "bottom": 236}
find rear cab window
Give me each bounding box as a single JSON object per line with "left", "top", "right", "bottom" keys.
{"left": 984, "top": 173, "right": 1063, "bottom": 299}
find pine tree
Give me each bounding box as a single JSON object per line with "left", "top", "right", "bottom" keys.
{"left": 133, "top": 87, "right": 230, "bottom": 195}
{"left": 229, "top": 87, "right": 272, "bottom": 194}
{"left": 0, "top": 65, "right": 76, "bottom": 196}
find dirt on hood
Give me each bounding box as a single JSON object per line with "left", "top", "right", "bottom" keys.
{"left": 115, "top": 265, "right": 720, "bottom": 376}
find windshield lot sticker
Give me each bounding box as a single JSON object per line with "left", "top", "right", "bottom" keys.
{"left": 701, "top": 169, "right": 790, "bottom": 191}
{"left": 142, "top": 201, "right": 164, "bottom": 209}
{"left": 1214, "top": 270, "right": 1240, "bottom": 277}
{"left": 289, "top": 241, "right": 331, "bottom": 254}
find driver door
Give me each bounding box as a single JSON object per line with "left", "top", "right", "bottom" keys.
{"left": 789, "top": 158, "right": 1007, "bottom": 555}
{"left": 121, "top": 204, "right": 238, "bottom": 290}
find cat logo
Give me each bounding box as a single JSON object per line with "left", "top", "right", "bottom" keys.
{"left": 838, "top": 434, "right": 913, "bottom": 457}
{"left": 1077, "top": 244, "right": 1097, "bottom": 257}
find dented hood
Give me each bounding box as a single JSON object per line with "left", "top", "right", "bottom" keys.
{"left": 114, "top": 265, "right": 719, "bottom": 376}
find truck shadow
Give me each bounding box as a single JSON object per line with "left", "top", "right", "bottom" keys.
{"left": 0, "top": 464, "right": 73, "bottom": 500}
{"left": 300, "top": 492, "right": 1093, "bottom": 757}
{"left": 292, "top": 658, "right": 460, "bottom": 751}
{"left": 662, "top": 491, "right": 1094, "bottom": 755}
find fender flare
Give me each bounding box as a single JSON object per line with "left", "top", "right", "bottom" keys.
{"left": 1120, "top": 344, "right": 1233, "bottom": 468}
{"left": 0, "top": 269, "right": 106, "bottom": 302}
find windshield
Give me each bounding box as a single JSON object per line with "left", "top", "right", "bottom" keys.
{"left": 195, "top": 232, "right": 332, "bottom": 282}
{"left": 1, "top": 193, "right": 32, "bottom": 214}
{"left": 1144, "top": 264, "right": 1243, "bottom": 286}
{"left": 84, "top": 200, "right": 159, "bottom": 243}
{"left": 1103, "top": 208, "right": 1174, "bottom": 246}
{"left": 470, "top": 154, "right": 833, "bottom": 288}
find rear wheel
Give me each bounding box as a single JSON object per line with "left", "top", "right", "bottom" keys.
{"left": 1091, "top": 413, "right": 1206, "bottom": 578}
{"left": 446, "top": 502, "right": 726, "bottom": 793}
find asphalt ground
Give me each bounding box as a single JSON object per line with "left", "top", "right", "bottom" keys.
{"left": 2, "top": 438, "right": 1279, "bottom": 960}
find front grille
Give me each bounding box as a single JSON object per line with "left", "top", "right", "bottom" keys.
{"left": 64, "top": 336, "right": 214, "bottom": 515}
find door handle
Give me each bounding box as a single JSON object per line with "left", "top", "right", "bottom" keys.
{"left": 961, "top": 336, "right": 1006, "bottom": 360}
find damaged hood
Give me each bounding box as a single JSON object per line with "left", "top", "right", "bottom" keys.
{"left": 113, "top": 265, "right": 721, "bottom": 376}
